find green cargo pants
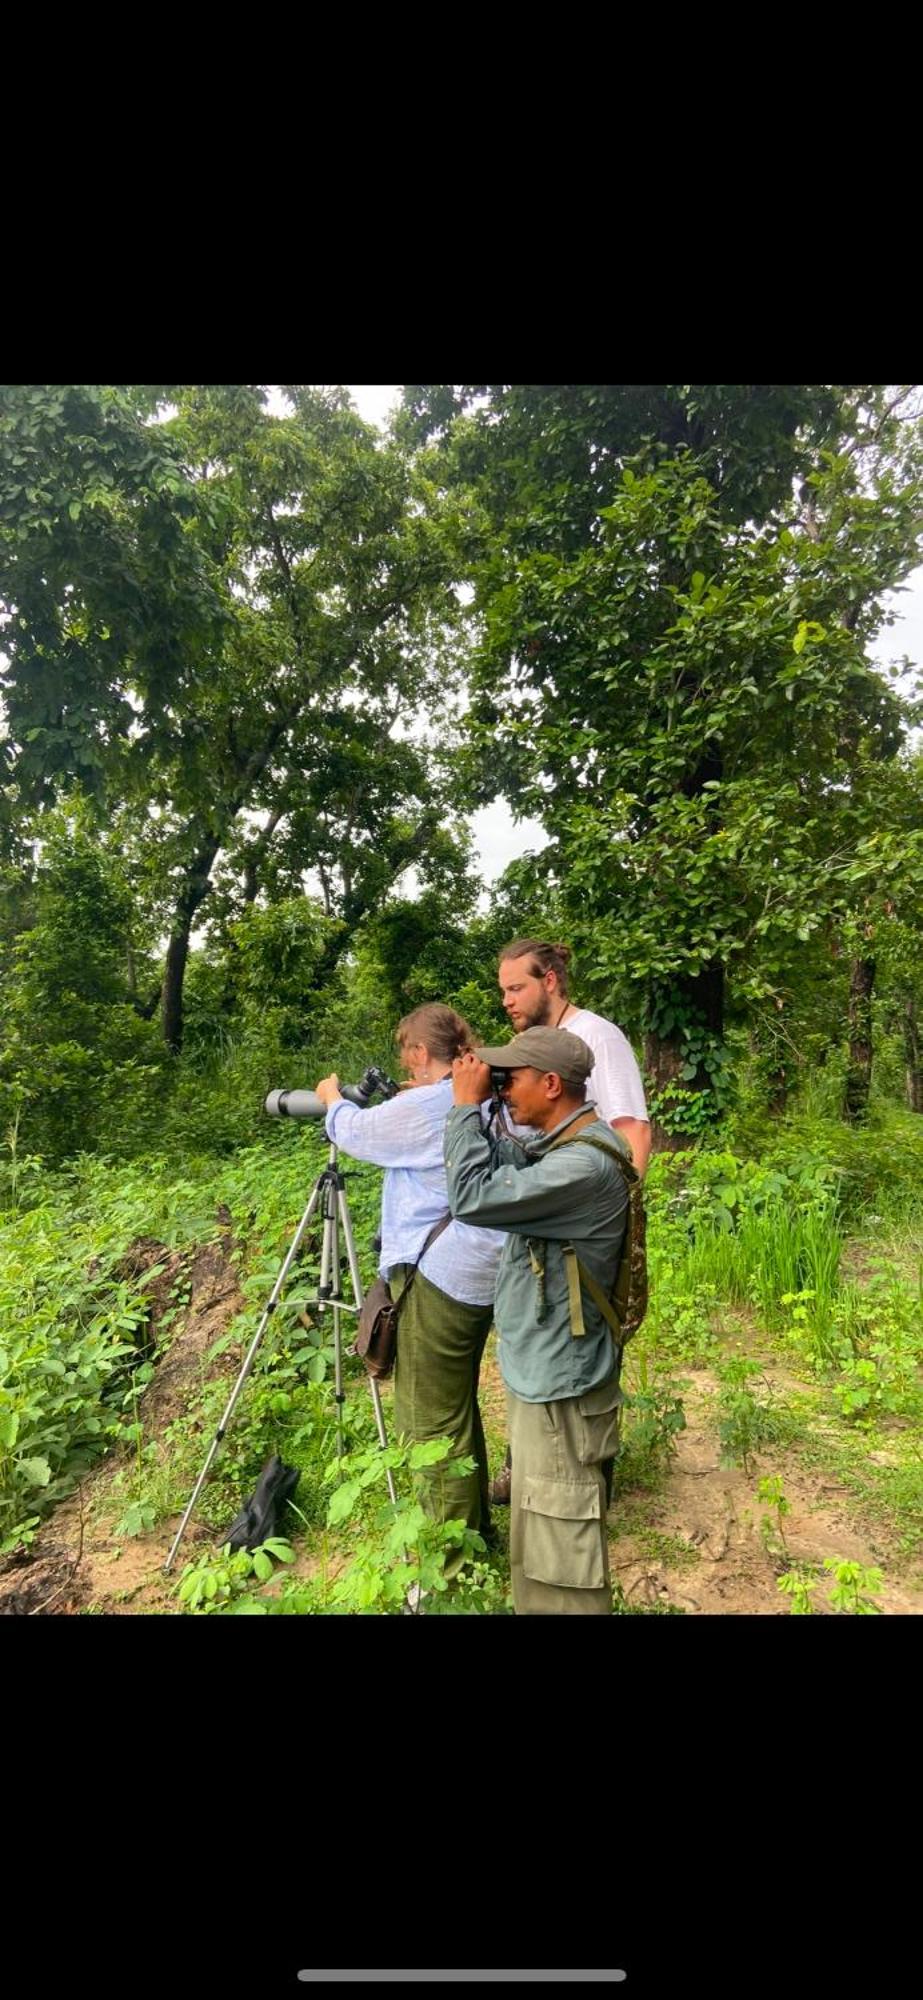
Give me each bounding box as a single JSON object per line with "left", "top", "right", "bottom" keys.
{"left": 391, "top": 1264, "right": 494, "bottom": 1559}
{"left": 507, "top": 1366, "right": 623, "bottom": 1614}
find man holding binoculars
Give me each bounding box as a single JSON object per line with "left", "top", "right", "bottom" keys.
{"left": 446, "top": 1028, "right": 629, "bottom": 1615}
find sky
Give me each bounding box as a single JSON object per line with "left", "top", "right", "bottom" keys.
{"left": 341, "top": 385, "right": 923, "bottom": 892}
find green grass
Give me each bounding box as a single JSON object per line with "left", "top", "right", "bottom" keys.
{"left": 5, "top": 1105, "right": 923, "bottom": 1607}
{"left": 609, "top": 1524, "right": 702, "bottom": 1571}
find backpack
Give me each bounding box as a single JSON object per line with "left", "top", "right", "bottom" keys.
{"left": 220, "top": 1454, "right": 300, "bottom": 1552}
{"left": 544, "top": 1121, "right": 648, "bottom": 1348}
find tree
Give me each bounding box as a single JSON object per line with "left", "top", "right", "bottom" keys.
{"left": 2, "top": 386, "right": 471, "bottom": 1053}
{"left": 0, "top": 802, "right": 168, "bottom": 1159}
{"left": 0, "top": 383, "right": 224, "bottom": 815}
{"left": 402, "top": 385, "right": 923, "bottom": 1144}
{"left": 836, "top": 754, "right": 923, "bottom": 1119}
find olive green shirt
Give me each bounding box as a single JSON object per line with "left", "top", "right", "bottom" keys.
{"left": 444, "top": 1104, "right": 628, "bottom": 1403}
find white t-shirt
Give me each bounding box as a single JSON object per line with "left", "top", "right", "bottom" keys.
{"left": 563, "top": 1007, "right": 649, "bottom": 1125}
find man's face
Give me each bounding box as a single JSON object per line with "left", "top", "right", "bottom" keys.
{"left": 498, "top": 1064, "right": 554, "bottom": 1127}
{"left": 498, "top": 956, "right": 556, "bottom": 1031}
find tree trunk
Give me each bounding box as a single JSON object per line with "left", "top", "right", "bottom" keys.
{"left": 645, "top": 962, "right": 724, "bottom": 1153}
{"left": 767, "top": 1063, "right": 788, "bottom": 1117}
{"left": 161, "top": 833, "right": 221, "bottom": 1054}
{"left": 162, "top": 925, "right": 192, "bottom": 1055}
{"left": 643, "top": 1029, "right": 685, "bottom": 1153}
{"left": 750, "top": 1026, "right": 788, "bottom": 1115}
{"left": 242, "top": 804, "right": 284, "bottom": 903}
{"left": 904, "top": 995, "right": 923, "bottom": 1113}
{"left": 843, "top": 955, "right": 876, "bottom": 1123}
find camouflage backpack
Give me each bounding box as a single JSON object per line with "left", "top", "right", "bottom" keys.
{"left": 545, "top": 1121, "right": 648, "bottom": 1348}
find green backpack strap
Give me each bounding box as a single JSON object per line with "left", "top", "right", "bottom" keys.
{"left": 526, "top": 1238, "right": 548, "bottom": 1320}
{"left": 544, "top": 1123, "right": 646, "bottom": 1346}
{"left": 559, "top": 1243, "right": 626, "bottom": 1341}
{"left": 562, "top": 1245, "right": 587, "bottom": 1336}
{"left": 570, "top": 1130, "right": 640, "bottom": 1186}
{"left": 543, "top": 1116, "right": 638, "bottom": 1183}
{"left": 529, "top": 1230, "right": 595, "bottom": 1339}
{"left": 571, "top": 1251, "right": 624, "bottom": 1340}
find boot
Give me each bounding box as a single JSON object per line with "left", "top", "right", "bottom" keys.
{"left": 488, "top": 1452, "right": 512, "bottom": 1505}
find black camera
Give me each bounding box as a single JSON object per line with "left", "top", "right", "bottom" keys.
{"left": 351, "top": 1065, "right": 401, "bottom": 1106}
{"left": 489, "top": 1066, "right": 513, "bottom": 1095}
{"left": 265, "top": 1065, "right": 400, "bottom": 1121}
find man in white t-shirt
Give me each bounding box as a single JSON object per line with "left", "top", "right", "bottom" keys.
{"left": 498, "top": 937, "right": 650, "bottom": 1174}
{"left": 488, "top": 935, "right": 651, "bottom": 1504}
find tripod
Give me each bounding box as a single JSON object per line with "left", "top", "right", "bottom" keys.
{"left": 163, "top": 1142, "right": 397, "bottom": 1573}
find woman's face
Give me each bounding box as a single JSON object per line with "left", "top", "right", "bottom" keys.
{"left": 398, "top": 1036, "right": 430, "bottom": 1085}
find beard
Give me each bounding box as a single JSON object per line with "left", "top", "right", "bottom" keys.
{"left": 514, "top": 988, "right": 554, "bottom": 1028}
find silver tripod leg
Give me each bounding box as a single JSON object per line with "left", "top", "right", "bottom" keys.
{"left": 163, "top": 1178, "right": 325, "bottom": 1573}
{"left": 337, "top": 1182, "right": 398, "bottom": 1506}
{"left": 326, "top": 1170, "right": 346, "bottom": 1461}
{"left": 163, "top": 1140, "right": 397, "bottom": 1573}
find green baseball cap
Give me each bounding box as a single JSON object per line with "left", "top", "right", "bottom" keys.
{"left": 475, "top": 1026, "right": 595, "bottom": 1088}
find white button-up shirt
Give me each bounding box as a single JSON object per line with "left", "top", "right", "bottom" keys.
{"left": 325, "top": 1078, "right": 504, "bottom": 1306}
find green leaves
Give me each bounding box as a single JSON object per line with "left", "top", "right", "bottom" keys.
{"left": 0, "top": 1150, "right": 211, "bottom": 1537}
{"left": 326, "top": 1478, "right": 362, "bottom": 1526}
{"left": 408, "top": 1436, "right": 454, "bottom": 1469}
{"left": 175, "top": 1536, "right": 296, "bottom": 1612}
{"left": 3, "top": 382, "right": 479, "bottom": 1064}
{"left": 407, "top": 382, "right": 923, "bottom": 1130}
{"left": 113, "top": 1498, "right": 156, "bottom": 1537}
{"left": 824, "top": 1558, "right": 883, "bottom": 1614}
{"left": 777, "top": 1567, "right": 817, "bottom": 1614}
{"left": 792, "top": 618, "right": 826, "bottom": 655}
{"left": 18, "top": 1455, "right": 51, "bottom": 1488}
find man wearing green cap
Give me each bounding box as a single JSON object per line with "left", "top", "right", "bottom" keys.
{"left": 446, "top": 1026, "right": 628, "bottom": 1614}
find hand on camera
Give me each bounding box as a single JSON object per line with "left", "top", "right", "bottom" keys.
{"left": 451, "top": 1052, "right": 491, "bottom": 1104}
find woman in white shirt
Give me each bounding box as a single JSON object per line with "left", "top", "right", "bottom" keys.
{"left": 313, "top": 1003, "right": 502, "bottom": 1553}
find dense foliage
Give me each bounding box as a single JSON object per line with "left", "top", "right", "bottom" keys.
{"left": 2, "top": 383, "right": 923, "bottom": 1613}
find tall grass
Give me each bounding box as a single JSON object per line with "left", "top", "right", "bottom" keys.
{"left": 682, "top": 1195, "right": 844, "bottom": 1361}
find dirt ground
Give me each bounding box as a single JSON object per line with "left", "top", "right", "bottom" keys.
{"left": 3, "top": 1245, "right": 921, "bottom": 1615}
{"left": 0, "top": 1230, "right": 247, "bottom": 1617}
{"left": 474, "top": 1332, "right": 923, "bottom": 1616}
{"left": 606, "top": 1375, "right": 923, "bottom": 1616}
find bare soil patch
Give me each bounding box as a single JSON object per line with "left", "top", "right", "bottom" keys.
{"left": 608, "top": 1371, "right": 923, "bottom": 1615}
{"left": 0, "top": 1224, "right": 247, "bottom": 1616}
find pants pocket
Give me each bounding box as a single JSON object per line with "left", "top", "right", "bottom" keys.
{"left": 519, "top": 1475, "right": 605, "bottom": 1590}
{"left": 576, "top": 1373, "right": 624, "bottom": 1467}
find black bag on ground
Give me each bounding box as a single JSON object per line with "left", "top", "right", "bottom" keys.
{"left": 220, "top": 1454, "right": 300, "bottom": 1552}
